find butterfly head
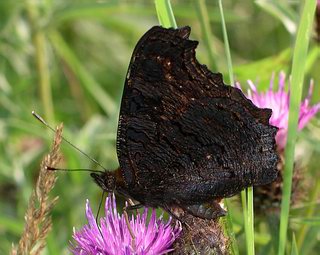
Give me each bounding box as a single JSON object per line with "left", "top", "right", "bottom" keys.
{"left": 91, "top": 172, "right": 116, "bottom": 192}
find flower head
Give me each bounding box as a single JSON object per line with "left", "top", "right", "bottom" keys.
{"left": 236, "top": 72, "right": 320, "bottom": 150}
{"left": 71, "top": 194, "right": 181, "bottom": 255}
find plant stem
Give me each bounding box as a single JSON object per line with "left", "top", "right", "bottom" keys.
{"left": 278, "top": 1, "right": 317, "bottom": 254}
{"left": 247, "top": 187, "right": 255, "bottom": 255}
{"left": 241, "top": 190, "right": 249, "bottom": 253}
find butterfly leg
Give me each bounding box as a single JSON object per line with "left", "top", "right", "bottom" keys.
{"left": 163, "top": 205, "right": 183, "bottom": 221}
{"left": 182, "top": 200, "right": 227, "bottom": 220}
{"left": 122, "top": 200, "right": 143, "bottom": 241}
{"left": 162, "top": 205, "right": 194, "bottom": 230}
{"left": 125, "top": 203, "right": 144, "bottom": 211}
{"left": 123, "top": 206, "right": 139, "bottom": 241}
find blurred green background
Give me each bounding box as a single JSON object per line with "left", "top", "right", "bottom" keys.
{"left": 0, "top": 0, "right": 319, "bottom": 254}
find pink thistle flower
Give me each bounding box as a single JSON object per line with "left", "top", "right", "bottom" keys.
{"left": 236, "top": 72, "right": 320, "bottom": 150}
{"left": 71, "top": 194, "right": 181, "bottom": 255}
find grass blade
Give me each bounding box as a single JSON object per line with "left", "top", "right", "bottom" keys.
{"left": 218, "top": 1, "right": 240, "bottom": 254}
{"left": 241, "top": 191, "right": 249, "bottom": 253}
{"left": 290, "top": 233, "right": 299, "bottom": 255}
{"left": 218, "top": 0, "right": 234, "bottom": 85}
{"left": 278, "top": 1, "right": 317, "bottom": 254}
{"left": 155, "top": 0, "right": 177, "bottom": 28}
{"left": 195, "top": 0, "right": 217, "bottom": 70}
{"left": 247, "top": 187, "right": 255, "bottom": 255}
{"left": 49, "top": 31, "right": 116, "bottom": 116}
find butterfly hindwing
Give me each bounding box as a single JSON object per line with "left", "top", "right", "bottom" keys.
{"left": 116, "top": 26, "right": 278, "bottom": 206}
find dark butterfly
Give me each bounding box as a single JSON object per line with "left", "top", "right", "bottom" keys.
{"left": 91, "top": 26, "right": 279, "bottom": 220}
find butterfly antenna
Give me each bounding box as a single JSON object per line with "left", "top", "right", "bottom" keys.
{"left": 46, "top": 166, "right": 104, "bottom": 174}
{"left": 32, "top": 111, "right": 108, "bottom": 172}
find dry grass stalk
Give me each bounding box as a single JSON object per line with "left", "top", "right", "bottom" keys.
{"left": 11, "top": 124, "right": 63, "bottom": 255}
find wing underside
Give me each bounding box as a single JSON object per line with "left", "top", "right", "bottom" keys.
{"left": 116, "top": 26, "right": 278, "bottom": 203}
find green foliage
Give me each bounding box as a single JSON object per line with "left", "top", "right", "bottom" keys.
{"left": 278, "top": 1, "right": 317, "bottom": 255}
{"left": 1, "top": 0, "right": 319, "bottom": 254}
{"left": 155, "top": 0, "right": 177, "bottom": 28}
{"left": 291, "top": 233, "right": 299, "bottom": 255}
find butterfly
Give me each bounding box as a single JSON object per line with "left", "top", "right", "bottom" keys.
{"left": 91, "top": 26, "right": 279, "bottom": 219}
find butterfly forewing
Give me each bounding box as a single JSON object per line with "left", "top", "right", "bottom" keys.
{"left": 116, "top": 26, "right": 278, "bottom": 207}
